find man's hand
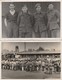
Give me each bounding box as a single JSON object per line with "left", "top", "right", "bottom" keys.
{"left": 4, "top": 18, "right": 7, "bottom": 27}
{"left": 57, "top": 19, "right": 59, "bottom": 23}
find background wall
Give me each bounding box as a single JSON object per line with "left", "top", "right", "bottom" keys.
{"left": 2, "top": 2, "right": 60, "bottom": 37}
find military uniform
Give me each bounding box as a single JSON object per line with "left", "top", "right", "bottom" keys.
{"left": 5, "top": 11, "right": 18, "bottom": 38}
{"left": 17, "top": 12, "right": 33, "bottom": 38}
{"left": 47, "top": 9, "right": 60, "bottom": 38}
{"left": 34, "top": 12, "right": 48, "bottom": 38}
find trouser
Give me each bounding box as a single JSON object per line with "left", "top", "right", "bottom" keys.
{"left": 49, "top": 67, "right": 52, "bottom": 74}
{"left": 54, "top": 67, "right": 57, "bottom": 72}
{"left": 19, "top": 32, "right": 32, "bottom": 38}
{"left": 42, "top": 66, "right": 45, "bottom": 71}
{"left": 49, "top": 29, "right": 60, "bottom": 38}
{"left": 37, "top": 66, "right": 39, "bottom": 71}
{"left": 7, "top": 22, "right": 18, "bottom": 38}
{"left": 44, "top": 66, "right": 49, "bottom": 73}
{"left": 35, "top": 31, "right": 48, "bottom": 38}
{"left": 56, "top": 66, "right": 60, "bottom": 72}
{"left": 22, "top": 66, "right": 24, "bottom": 71}
{"left": 2, "top": 64, "right": 4, "bottom": 69}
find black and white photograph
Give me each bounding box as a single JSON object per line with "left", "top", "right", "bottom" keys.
{"left": 2, "top": 2, "right": 60, "bottom": 38}
{"left": 0, "top": 0, "right": 62, "bottom": 80}
{"left": 1, "top": 42, "right": 61, "bottom": 79}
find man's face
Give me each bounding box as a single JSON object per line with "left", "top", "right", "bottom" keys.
{"left": 9, "top": 6, "right": 15, "bottom": 11}
{"left": 48, "top": 5, "right": 53, "bottom": 11}
{"left": 36, "top": 6, "right": 41, "bottom": 13}
{"left": 22, "top": 6, "right": 28, "bottom": 13}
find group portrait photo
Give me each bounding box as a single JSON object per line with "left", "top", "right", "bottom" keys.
{"left": 2, "top": 2, "right": 60, "bottom": 38}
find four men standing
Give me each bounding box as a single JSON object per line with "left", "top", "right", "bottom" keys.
{"left": 4, "top": 3, "right": 60, "bottom": 38}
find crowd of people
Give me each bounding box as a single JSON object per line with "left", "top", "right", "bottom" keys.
{"left": 4, "top": 3, "right": 60, "bottom": 38}
{"left": 2, "top": 55, "right": 61, "bottom": 74}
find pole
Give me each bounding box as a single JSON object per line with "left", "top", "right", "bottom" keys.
{"left": 24, "top": 42, "right": 26, "bottom": 52}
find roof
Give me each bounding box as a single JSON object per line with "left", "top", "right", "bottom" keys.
{"left": 17, "top": 51, "right": 60, "bottom": 55}
{"left": 2, "top": 50, "right": 60, "bottom": 55}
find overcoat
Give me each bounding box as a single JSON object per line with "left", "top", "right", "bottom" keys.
{"left": 17, "top": 12, "right": 33, "bottom": 33}
{"left": 33, "top": 12, "right": 47, "bottom": 33}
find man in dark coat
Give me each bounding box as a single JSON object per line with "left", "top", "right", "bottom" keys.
{"left": 34, "top": 3, "right": 48, "bottom": 38}
{"left": 47, "top": 4, "right": 60, "bottom": 38}
{"left": 17, "top": 5, "right": 33, "bottom": 38}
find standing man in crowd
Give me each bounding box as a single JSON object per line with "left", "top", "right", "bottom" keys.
{"left": 33, "top": 3, "right": 48, "bottom": 38}
{"left": 17, "top": 5, "right": 33, "bottom": 38}
{"left": 4, "top": 3, "right": 18, "bottom": 38}
{"left": 42, "top": 60, "right": 45, "bottom": 71}
{"left": 47, "top": 4, "right": 60, "bottom": 38}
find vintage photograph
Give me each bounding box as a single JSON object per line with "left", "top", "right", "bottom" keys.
{"left": 1, "top": 42, "right": 61, "bottom": 79}
{"left": 2, "top": 2, "right": 60, "bottom": 38}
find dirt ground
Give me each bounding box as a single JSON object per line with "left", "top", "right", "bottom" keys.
{"left": 2, "top": 69, "right": 60, "bottom": 79}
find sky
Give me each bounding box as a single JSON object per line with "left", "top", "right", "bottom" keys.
{"left": 2, "top": 42, "right": 60, "bottom": 52}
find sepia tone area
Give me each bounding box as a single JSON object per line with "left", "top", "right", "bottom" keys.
{"left": 2, "top": 2, "right": 60, "bottom": 38}
{"left": 1, "top": 42, "right": 61, "bottom": 79}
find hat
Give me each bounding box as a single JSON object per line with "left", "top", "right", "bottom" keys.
{"left": 9, "top": 3, "right": 15, "bottom": 8}
{"left": 35, "top": 3, "right": 41, "bottom": 8}
{"left": 47, "top": 55, "right": 49, "bottom": 58}
{"left": 48, "top": 4, "right": 54, "bottom": 9}
{"left": 22, "top": 5, "right": 28, "bottom": 10}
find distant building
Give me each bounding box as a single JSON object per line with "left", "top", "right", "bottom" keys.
{"left": 17, "top": 50, "right": 60, "bottom": 57}
{"left": 2, "top": 45, "right": 60, "bottom": 60}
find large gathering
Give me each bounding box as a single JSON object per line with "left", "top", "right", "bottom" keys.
{"left": 1, "top": 42, "right": 61, "bottom": 79}
{"left": 2, "top": 54, "right": 61, "bottom": 74}
{"left": 3, "top": 2, "right": 60, "bottom": 38}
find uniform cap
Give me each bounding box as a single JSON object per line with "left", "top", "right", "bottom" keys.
{"left": 22, "top": 5, "right": 28, "bottom": 10}
{"left": 35, "top": 3, "right": 41, "bottom": 8}
{"left": 48, "top": 4, "right": 54, "bottom": 9}
{"left": 47, "top": 55, "right": 49, "bottom": 58}
{"left": 9, "top": 3, "right": 15, "bottom": 8}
